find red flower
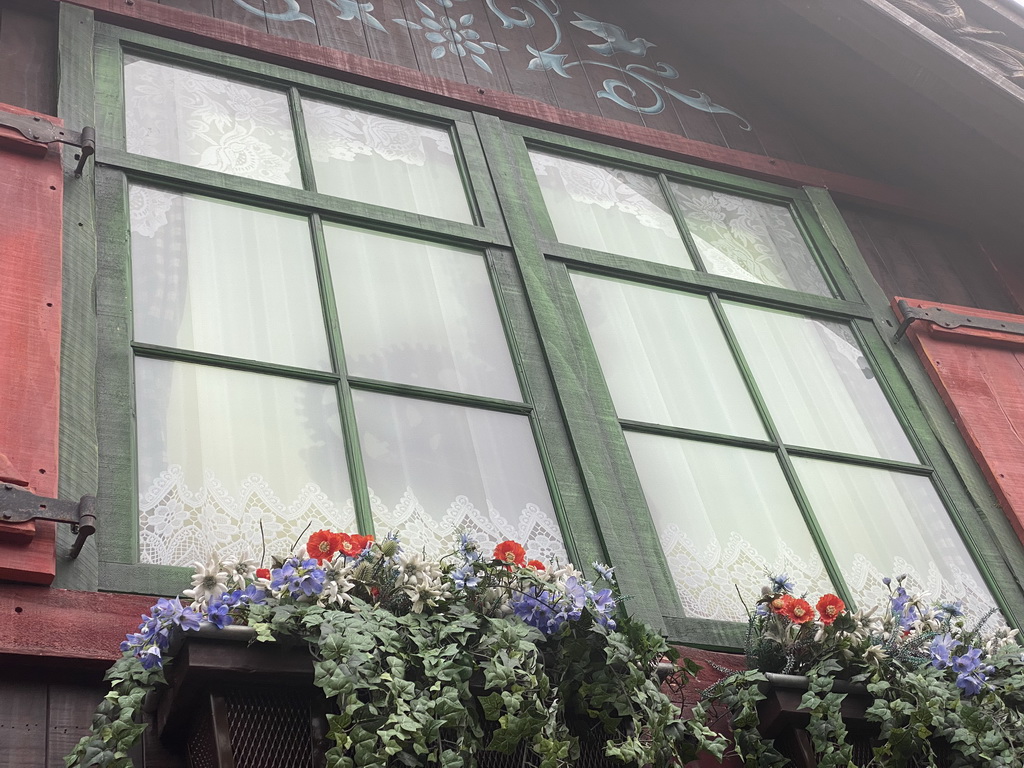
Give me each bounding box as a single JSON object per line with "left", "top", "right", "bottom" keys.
{"left": 336, "top": 532, "right": 361, "bottom": 558}
{"left": 351, "top": 534, "right": 374, "bottom": 554}
{"left": 494, "top": 540, "right": 526, "bottom": 567}
{"left": 781, "top": 596, "right": 814, "bottom": 624}
{"left": 816, "top": 594, "right": 846, "bottom": 625}
{"left": 527, "top": 560, "right": 546, "bottom": 571}
{"left": 256, "top": 568, "right": 270, "bottom": 580}
{"left": 770, "top": 596, "right": 788, "bottom": 614}
{"left": 307, "top": 530, "right": 340, "bottom": 563}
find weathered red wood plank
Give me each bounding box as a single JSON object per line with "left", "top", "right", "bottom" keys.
{"left": 0, "top": 103, "right": 63, "bottom": 584}
{"left": 61, "top": 0, "right": 951, "bottom": 220}
{"left": 0, "top": 585, "right": 155, "bottom": 664}
{"left": 156, "top": 0, "right": 214, "bottom": 14}
{"left": 895, "top": 297, "right": 1024, "bottom": 546}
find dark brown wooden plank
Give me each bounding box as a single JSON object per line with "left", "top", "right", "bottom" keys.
{"left": 899, "top": 221, "right": 978, "bottom": 308}
{"left": 157, "top": 0, "right": 214, "bottom": 15}
{"left": 361, "top": 0, "right": 419, "bottom": 71}
{"left": 0, "top": 680, "right": 47, "bottom": 766}
{"left": 308, "top": 0, "right": 370, "bottom": 58}
{"left": 213, "top": 0, "right": 270, "bottom": 33}
{"left": 840, "top": 206, "right": 900, "bottom": 300}
{"left": 393, "top": 0, "right": 469, "bottom": 86}
{"left": 558, "top": 3, "right": 645, "bottom": 126}
{"left": 264, "top": 0, "right": 320, "bottom": 46}
{"left": 476, "top": 0, "right": 561, "bottom": 107}
{"left": 446, "top": 0, "right": 513, "bottom": 94}
{"left": 46, "top": 684, "right": 104, "bottom": 768}
{"left": 0, "top": 8, "right": 57, "bottom": 115}
{"left": 942, "top": 231, "right": 1023, "bottom": 314}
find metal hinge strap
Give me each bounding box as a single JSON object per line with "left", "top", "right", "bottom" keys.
{"left": 893, "top": 299, "right": 1024, "bottom": 343}
{"left": 1, "top": 483, "right": 97, "bottom": 558}
{"left": 0, "top": 111, "right": 96, "bottom": 176}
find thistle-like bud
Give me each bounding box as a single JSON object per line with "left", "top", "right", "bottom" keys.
{"left": 378, "top": 538, "right": 399, "bottom": 558}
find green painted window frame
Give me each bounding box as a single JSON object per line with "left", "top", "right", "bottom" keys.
{"left": 60, "top": 8, "right": 1024, "bottom": 645}
{"left": 84, "top": 22, "right": 605, "bottom": 602}
{"left": 474, "top": 119, "right": 1024, "bottom": 646}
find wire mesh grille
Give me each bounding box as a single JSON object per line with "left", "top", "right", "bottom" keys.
{"left": 187, "top": 706, "right": 218, "bottom": 768}
{"left": 224, "top": 688, "right": 316, "bottom": 768}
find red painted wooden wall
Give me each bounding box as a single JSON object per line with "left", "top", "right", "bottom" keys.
{"left": 0, "top": 103, "right": 64, "bottom": 584}
{"left": 894, "top": 297, "right": 1024, "bottom": 547}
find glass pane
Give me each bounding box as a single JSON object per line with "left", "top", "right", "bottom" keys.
{"left": 325, "top": 225, "right": 521, "bottom": 400}
{"left": 626, "top": 433, "right": 832, "bottom": 622}
{"left": 124, "top": 56, "right": 301, "bottom": 187}
{"left": 571, "top": 273, "right": 764, "bottom": 438}
{"left": 530, "top": 151, "right": 693, "bottom": 269}
{"left": 352, "top": 391, "right": 566, "bottom": 563}
{"left": 304, "top": 99, "right": 473, "bottom": 223}
{"left": 671, "top": 184, "right": 831, "bottom": 296}
{"left": 136, "top": 358, "right": 354, "bottom": 567}
{"left": 794, "top": 458, "right": 998, "bottom": 620}
{"left": 725, "top": 304, "right": 917, "bottom": 461}
{"left": 130, "top": 187, "right": 331, "bottom": 371}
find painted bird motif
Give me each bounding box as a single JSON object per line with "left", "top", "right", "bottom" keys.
{"left": 570, "top": 13, "right": 655, "bottom": 57}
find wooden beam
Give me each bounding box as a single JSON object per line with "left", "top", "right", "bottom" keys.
{"left": 51, "top": 0, "right": 949, "bottom": 220}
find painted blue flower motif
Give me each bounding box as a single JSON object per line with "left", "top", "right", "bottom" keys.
{"left": 395, "top": 1, "right": 509, "bottom": 74}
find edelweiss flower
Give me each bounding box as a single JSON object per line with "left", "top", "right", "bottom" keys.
{"left": 221, "top": 555, "right": 258, "bottom": 588}
{"left": 183, "top": 556, "right": 230, "bottom": 607}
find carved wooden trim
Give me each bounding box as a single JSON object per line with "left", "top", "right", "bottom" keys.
{"left": 889, "top": 0, "right": 1024, "bottom": 80}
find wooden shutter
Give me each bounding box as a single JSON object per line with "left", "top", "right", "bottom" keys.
{"left": 0, "top": 104, "right": 64, "bottom": 584}
{"left": 894, "top": 297, "right": 1024, "bottom": 547}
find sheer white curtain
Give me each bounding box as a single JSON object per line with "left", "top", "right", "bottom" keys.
{"left": 323, "top": 224, "right": 520, "bottom": 400}
{"left": 135, "top": 359, "right": 354, "bottom": 567}
{"left": 530, "top": 151, "right": 692, "bottom": 268}
{"left": 303, "top": 99, "right": 473, "bottom": 223}
{"left": 352, "top": 392, "right": 567, "bottom": 564}
{"left": 124, "top": 57, "right": 301, "bottom": 187}
{"left": 570, "top": 273, "right": 763, "bottom": 437}
{"left": 626, "top": 433, "right": 832, "bottom": 622}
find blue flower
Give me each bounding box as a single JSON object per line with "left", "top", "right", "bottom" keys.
{"left": 592, "top": 561, "right": 615, "bottom": 583}
{"left": 206, "top": 598, "right": 233, "bottom": 629}
{"left": 151, "top": 597, "right": 202, "bottom": 632}
{"left": 458, "top": 533, "right": 481, "bottom": 563}
{"left": 139, "top": 645, "right": 163, "bottom": 670}
{"left": 952, "top": 647, "right": 984, "bottom": 676}
{"left": 929, "top": 633, "right": 957, "bottom": 670}
{"left": 451, "top": 564, "right": 480, "bottom": 590}
{"left": 271, "top": 558, "right": 327, "bottom": 598}
{"left": 771, "top": 574, "right": 795, "bottom": 593}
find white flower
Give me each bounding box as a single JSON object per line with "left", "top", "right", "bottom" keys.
{"left": 221, "top": 555, "right": 257, "bottom": 588}
{"left": 183, "top": 556, "right": 230, "bottom": 607}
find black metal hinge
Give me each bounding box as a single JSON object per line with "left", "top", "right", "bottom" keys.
{"left": 0, "top": 111, "right": 96, "bottom": 177}
{"left": 1, "top": 483, "right": 97, "bottom": 558}
{"left": 893, "top": 299, "right": 1024, "bottom": 343}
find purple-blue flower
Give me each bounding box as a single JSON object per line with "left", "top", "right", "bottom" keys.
{"left": 771, "top": 574, "right": 795, "bottom": 593}
{"left": 271, "top": 558, "right": 326, "bottom": 598}
{"left": 151, "top": 597, "right": 202, "bottom": 632}
{"left": 952, "top": 647, "right": 984, "bottom": 676}
{"left": 451, "top": 564, "right": 480, "bottom": 590}
{"left": 205, "top": 598, "right": 233, "bottom": 629}
{"left": 139, "top": 645, "right": 163, "bottom": 670}
{"left": 929, "top": 633, "right": 957, "bottom": 670}
{"left": 592, "top": 562, "right": 615, "bottom": 583}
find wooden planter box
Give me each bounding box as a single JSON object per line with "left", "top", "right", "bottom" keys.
{"left": 155, "top": 630, "right": 625, "bottom": 768}
{"left": 755, "top": 673, "right": 953, "bottom": 768}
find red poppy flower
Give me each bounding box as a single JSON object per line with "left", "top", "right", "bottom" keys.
{"left": 782, "top": 596, "right": 814, "bottom": 624}
{"left": 307, "top": 530, "right": 340, "bottom": 563}
{"left": 494, "top": 540, "right": 526, "bottom": 567}
{"left": 527, "top": 560, "right": 546, "bottom": 571}
{"left": 351, "top": 534, "right": 374, "bottom": 554}
{"left": 256, "top": 568, "right": 270, "bottom": 580}
{"left": 816, "top": 594, "right": 846, "bottom": 625}
{"left": 334, "top": 532, "right": 363, "bottom": 558}
{"left": 770, "top": 596, "right": 788, "bottom": 614}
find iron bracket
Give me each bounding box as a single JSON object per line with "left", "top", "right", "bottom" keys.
{"left": 893, "top": 299, "right": 1024, "bottom": 343}
{"left": 0, "top": 111, "right": 96, "bottom": 177}
{"left": 1, "top": 483, "right": 97, "bottom": 558}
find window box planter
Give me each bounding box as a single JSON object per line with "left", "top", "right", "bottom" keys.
{"left": 755, "top": 674, "right": 954, "bottom": 768}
